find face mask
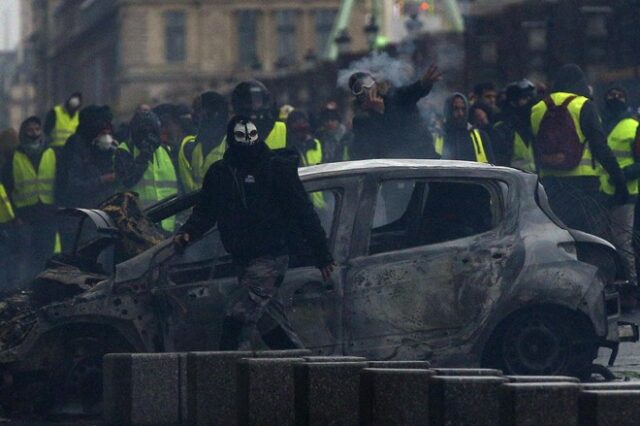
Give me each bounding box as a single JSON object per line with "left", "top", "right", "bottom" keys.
{"left": 605, "top": 98, "right": 627, "bottom": 115}
{"left": 93, "top": 134, "right": 117, "bottom": 152}
{"left": 233, "top": 121, "right": 259, "bottom": 146}
{"left": 68, "top": 97, "right": 81, "bottom": 109}
{"left": 22, "top": 136, "right": 45, "bottom": 156}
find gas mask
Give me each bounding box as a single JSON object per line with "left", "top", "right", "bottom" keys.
{"left": 93, "top": 133, "right": 118, "bottom": 152}
{"left": 233, "top": 121, "right": 259, "bottom": 146}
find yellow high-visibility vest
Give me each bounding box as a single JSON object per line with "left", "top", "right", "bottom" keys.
{"left": 118, "top": 143, "right": 178, "bottom": 231}
{"left": 435, "top": 129, "right": 489, "bottom": 163}
{"left": 12, "top": 148, "right": 56, "bottom": 208}
{"left": 531, "top": 92, "right": 594, "bottom": 177}
{"left": 0, "top": 184, "right": 15, "bottom": 223}
{"left": 300, "top": 139, "right": 323, "bottom": 166}
{"left": 494, "top": 121, "right": 535, "bottom": 172}
{"left": 178, "top": 135, "right": 197, "bottom": 192}
{"left": 50, "top": 105, "right": 79, "bottom": 147}
{"left": 600, "top": 118, "right": 640, "bottom": 196}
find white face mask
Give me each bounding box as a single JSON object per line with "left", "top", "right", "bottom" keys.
{"left": 94, "top": 134, "right": 117, "bottom": 151}
{"left": 68, "top": 97, "right": 81, "bottom": 109}
{"left": 233, "top": 121, "right": 259, "bottom": 145}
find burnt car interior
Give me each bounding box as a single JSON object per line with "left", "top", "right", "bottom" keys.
{"left": 369, "top": 179, "right": 498, "bottom": 255}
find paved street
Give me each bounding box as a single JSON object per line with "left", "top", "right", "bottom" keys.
{"left": 596, "top": 310, "right": 640, "bottom": 380}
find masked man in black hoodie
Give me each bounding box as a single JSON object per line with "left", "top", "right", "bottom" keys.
{"left": 174, "top": 116, "right": 334, "bottom": 350}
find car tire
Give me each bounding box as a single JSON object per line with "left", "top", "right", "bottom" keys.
{"left": 490, "top": 310, "right": 597, "bottom": 378}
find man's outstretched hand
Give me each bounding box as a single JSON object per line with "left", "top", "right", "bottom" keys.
{"left": 421, "top": 65, "right": 443, "bottom": 89}
{"left": 173, "top": 232, "right": 190, "bottom": 254}
{"left": 320, "top": 262, "right": 336, "bottom": 281}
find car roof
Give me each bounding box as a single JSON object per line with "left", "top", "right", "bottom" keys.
{"left": 298, "top": 159, "right": 523, "bottom": 179}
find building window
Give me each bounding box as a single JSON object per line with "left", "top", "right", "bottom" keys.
{"left": 165, "top": 10, "right": 186, "bottom": 63}
{"left": 585, "top": 15, "right": 608, "bottom": 38}
{"left": 237, "top": 10, "right": 259, "bottom": 69}
{"left": 315, "top": 9, "right": 337, "bottom": 56}
{"left": 480, "top": 40, "right": 497, "bottom": 64}
{"left": 276, "top": 10, "right": 297, "bottom": 67}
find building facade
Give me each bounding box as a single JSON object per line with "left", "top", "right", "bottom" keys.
{"left": 23, "top": 0, "right": 371, "bottom": 119}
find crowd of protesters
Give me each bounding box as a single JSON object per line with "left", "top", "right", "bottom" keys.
{"left": 1, "top": 63, "right": 640, "bottom": 308}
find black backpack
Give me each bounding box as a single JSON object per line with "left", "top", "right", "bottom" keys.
{"left": 535, "top": 95, "right": 586, "bottom": 170}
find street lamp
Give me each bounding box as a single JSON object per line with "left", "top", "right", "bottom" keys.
{"left": 334, "top": 29, "right": 352, "bottom": 56}
{"left": 364, "top": 16, "right": 380, "bottom": 51}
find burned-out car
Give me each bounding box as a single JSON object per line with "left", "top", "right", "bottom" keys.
{"left": 0, "top": 159, "right": 637, "bottom": 411}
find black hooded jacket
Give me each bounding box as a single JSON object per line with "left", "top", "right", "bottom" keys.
{"left": 57, "top": 106, "right": 115, "bottom": 208}
{"left": 546, "top": 65, "right": 625, "bottom": 192}
{"left": 351, "top": 80, "right": 437, "bottom": 160}
{"left": 179, "top": 117, "right": 332, "bottom": 266}
{"left": 442, "top": 93, "right": 495, "bottom": 163}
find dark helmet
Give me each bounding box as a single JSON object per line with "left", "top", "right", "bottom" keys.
{"left": 319, "top": 101, "right": 341, "bottom": 122}
{"left": 231, "top": 80, "right": 272, "bottom": 116}
{"left": 505, "top": 79, "right": 535, "bottom": 104}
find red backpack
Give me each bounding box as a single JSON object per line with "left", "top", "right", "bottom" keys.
{"left": 535, "top": 95, "right": 586, "bottom": 170}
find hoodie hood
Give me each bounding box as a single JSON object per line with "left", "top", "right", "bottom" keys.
{"left": 551, "top": 64, "right": 591, "bottom": 97}
{"left": 444, "top": 92, "right": 469, "bottom": 129}
{"left": 77, "top": 105, "right": 113, "bottom": 141}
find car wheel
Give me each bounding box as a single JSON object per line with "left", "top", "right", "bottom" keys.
{"left": 495, "top": 311, "right": 596, "bottom": 377}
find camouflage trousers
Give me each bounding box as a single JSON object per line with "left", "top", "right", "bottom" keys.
{"left": 219, "top": 255, "right": 304, "bottom": 350}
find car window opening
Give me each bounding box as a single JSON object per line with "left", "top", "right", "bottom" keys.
{"left": 369, "top": 179, "right": 498, "bottom": 255}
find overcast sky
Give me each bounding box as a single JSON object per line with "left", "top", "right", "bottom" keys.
{"left": 0, "top": 0, "right": 20, "bottom": 51}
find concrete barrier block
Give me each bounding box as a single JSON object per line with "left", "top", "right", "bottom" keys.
{"left": 104, "top": 353, "right": 185, "bottom": 426}
{"left": 582, "top": 382, "right": 640, "bottom": 391}
{"left": 500, "top": 383, "right": 580, "bottom": 426}
{"left": 367, "top": 360, "right": 431, "bottom": 369}
{"left": 579, "top": 390, "right": 640, "bottom": 426}
{"left": 253, "top": 349, "right": 312, "bottom": 358}
{"left": 359, "top": 368, "right": 434, "bottom": 426}
{"left": 295, "top": 361, "right": 369, "bottom": 426}
{"left": 507, "top": 375, "right": 580, "bottom": 383}
{"left": 237, "top": 357, "right": 305, "bottom": 426}
{"left": 304, "top": 356, "right": 367, "bottom": 362}
{"left": 432, "top": 368, "right": 503, "bottom": 376}
{"left": 185, "top": 351, "right": 252, "bottom": 426}
{"left": 429, "top": 375, "right": 507, "bottom": 426}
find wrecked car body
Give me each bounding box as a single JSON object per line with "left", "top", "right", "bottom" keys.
{"left": 0, "top": 159, "right": 636, "bottom": 411}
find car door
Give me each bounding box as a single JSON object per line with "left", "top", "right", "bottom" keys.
{"left": 344, "top": 169, "right": 518, "bottom": 362}
{"left": 278, "top": 175, "right": 363, "bottom": 355}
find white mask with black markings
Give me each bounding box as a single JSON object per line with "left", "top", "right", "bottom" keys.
{"left": 232, "top": 121, "right": 259, "bottom": 146}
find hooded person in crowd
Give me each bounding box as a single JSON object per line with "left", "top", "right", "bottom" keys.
{"left": 286, "top": 110, "right": 323, "bottom": 167}
{"left": 2, "top": 117, "right": 58, "bottom": 279}
{"left": 436, "top": 93, "right": 495, "bottom": 163}
{"left": 58, "top": 105, "right": 117, "bottom": 210}
{"left": 178, "top": 91, "right": 229, "bottom": 192}
{"left": 315, "top": 101, "right": 353, "bottom": 163}
{"left": 350, "top": 65, "right": 441, "bottom": 160}
{"left": 492, "top": 79, "right": 537, "bottom": 171}
{"left": 114, "top": 111, "right": 178, "bottom": 231}
{"left": 174, "top": 115, "right": 334, "bottom": 350}
{"left": 598, "top": 85, "right": 640, "bottom": 298}
{"left": 531, "top": 64, "right": 627, "bottom": 239}
{"left": 44, "top": 92, "right": 82, "bottom": 148}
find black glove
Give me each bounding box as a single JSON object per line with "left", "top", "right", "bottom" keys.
{"left": 613, "top": 184, "right": 630, "bottom": 206}
{"left": 173, "top": 233, "right": 190, "bottom": 254}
